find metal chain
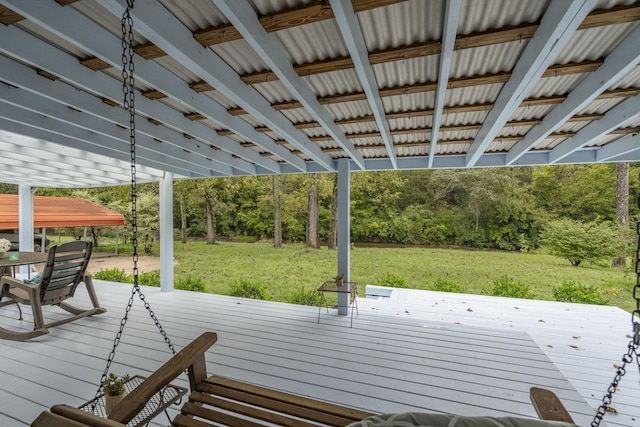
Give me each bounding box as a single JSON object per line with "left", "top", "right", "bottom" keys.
{"left": 92, "top": 0, "right": 175, "bottom": 407}
{"left": 590, "top": 186, "right": 640, "bottom": 426}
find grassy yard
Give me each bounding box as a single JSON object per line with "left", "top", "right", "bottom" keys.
{"left": 160, "top": 241, "right": 638, "bottom": 313}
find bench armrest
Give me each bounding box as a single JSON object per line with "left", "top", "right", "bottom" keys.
{"left": 108, "top": 332, "right": 217, "bottom": 424}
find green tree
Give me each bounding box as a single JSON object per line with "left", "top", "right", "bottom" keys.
{"left": 541, "top": 218, "right": 621, "bottom": 266}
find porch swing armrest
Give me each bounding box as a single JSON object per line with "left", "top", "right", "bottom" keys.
{"left": 107, "top": 331, "right": 218, "bottom": 424}
{"left": 33, "top": 404, "right": 125, "bottom": 426}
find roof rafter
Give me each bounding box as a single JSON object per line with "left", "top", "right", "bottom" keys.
{"left": 0, "top": 54, "right": 252, "bottom": 175}
{"left": 96, "top": 0, "right": 328, "bottom": 171}
{"left": 2, "top": 0, "right": 286, "bottom": 174}
{"left": 596, "top": 133, "right": 640, "bottom": 162}
{"left": 465, "top": 0, "right": 597, "bottom": 167}
{"left": 212, "top": 0, "right": 364, "bottom": 170}
{"left": 330, "top": 0, "right": 395, "bottom": 168}
{"left": 429, "top": 0, "right": 461, "bottom": 168}
{"left": 549, "top": 93, "right": 640, "bottom": 163}
{"left": 506, "top": 25, "right": 640, "bottom": 165}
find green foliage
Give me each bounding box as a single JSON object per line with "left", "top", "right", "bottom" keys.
{"left": 541, "top": 218, "right": 622, "bottom": 266}
{"left": 228, "top": 279, "right": 270, "bottom": 300}
{"left": 175, "top": 275, "right": 205, "bottom": 292}
{"left": 94, "top": 268, "right": 132, "bottom": 283}
{"left": 101, "top": 373, "right": 130, "bottom": 397}
{"left": 485, "top": 275, "right": 535, "bottom": 299}
{"left": 552, "top": 280, "right": 610, "bottom": 305}
{"left": 374, "top": 273, "right": 409, "bottom": 288}
{"left": 286, "top": 287, "right": 322, "bottom": 306}
{"left": 138, "top": 271, "right": 161, "bottom": 287}
{"left": 430, "top": 278, "right": 465, "bottom": 293}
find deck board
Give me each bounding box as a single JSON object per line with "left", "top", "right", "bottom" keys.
{"left": 0, "top": 281, "right": 637, "bottom": 426}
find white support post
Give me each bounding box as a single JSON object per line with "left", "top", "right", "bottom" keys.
{"left": 337, "top": 159, "right": 351, "bottom": 315}
{"left": 18, "top": 185, "right": 34, "bottom": 277}
{"left": 159, "top": 172, "right": 174, "bottom": 292}
{"left": 115, "top": 226, "right": 120, "bottom": 255}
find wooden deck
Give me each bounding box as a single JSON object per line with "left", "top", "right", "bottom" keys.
{"left": 0, "top": 281, "right": 637, "bottom": 426}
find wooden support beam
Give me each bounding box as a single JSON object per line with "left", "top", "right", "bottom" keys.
{"left": 194, "top": 0, "right": 403, "bottom": 47}
{"left": 142, "top": 90, "right": 167, "bottom": 100}
{"left": 0, "top": 5, "right": 24, "bottom": 25}
{"left": 80, "top": 57, "right": 111, "bottom": 71}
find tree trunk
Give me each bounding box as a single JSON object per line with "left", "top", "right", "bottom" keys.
{"left": 306, "top": 173, "right": 320, "bottom": 249}
{"left": 612, "top": 162, "right": 629, "bottom": 267}
{"left": 273, "top": 175, "right": 282, "bottom": 248}
{"left": 328, "top": 173, "right": 338, "bottom": 250}
{"left": 204, "top": 193, "right": 216, "bottom": 245}
{"left": 179, "top": 192, "right": 187, "bottom": 244}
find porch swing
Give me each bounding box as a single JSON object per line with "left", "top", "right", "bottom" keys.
{"left": 30, "top": 2, "right": 639, "bottom": 426}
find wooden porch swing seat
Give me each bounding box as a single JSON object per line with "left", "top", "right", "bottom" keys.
{"left": 32, "top": 332, "right": 578, "bottom": 427}
{"left": 0, "top": 240, "right": 106, "bottom": 341}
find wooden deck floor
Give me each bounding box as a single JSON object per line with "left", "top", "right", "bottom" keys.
{"left": 0, "top": 281, "right": 637, "bottom": 426}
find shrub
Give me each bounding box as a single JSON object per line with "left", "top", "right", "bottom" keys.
{"left": 175, "top": 275, "right": 205, "bottom": 292}
{"left": 552, "top": 280, "right": 609, "bottom": 305}
{"left": 374, "top": 273, "right": 409, "bottom": 288}
{"left": 430, "top": 278, "right": 465, "bottom": 293}
{"left": 485, "top": 275, "right": 535, "bottom": 299}
{"left": 541, "top": 218, "right": 621, "bottom": 266}
{"left": 93, "top": 268, "right": 132, "bottom": 283}
{"left": 228, "top": 279, "right": 269, "bottom": 300}
{"left": 286, "top": 287, "right": 322, "bottom": 306}
{"left": 138, "top": 271, "right": 161, "bottom": 287}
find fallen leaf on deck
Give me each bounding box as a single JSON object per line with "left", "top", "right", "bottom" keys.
{"left": 467, "top": 308, "right": 473, "bottom": 312}
{"left": 538, "top": 319, "right": 545, "bottom": 323}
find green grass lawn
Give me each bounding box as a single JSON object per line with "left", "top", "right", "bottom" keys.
{"left": 163, "top": 241, "right": 637, "bottom": 313}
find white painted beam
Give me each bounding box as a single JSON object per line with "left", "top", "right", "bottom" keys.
{"left": 465, "top": 0, "right": 596, "bottom": 167}
{"left": 0, "top": 0, "right": 284, "bottom": 174}
{"left": 329, "top": 0, "right": 391, "bottom": 169}
{"left": 429, "top": 0, "right": 461, "bottom": 168}
{"left": 0, "top": 84, "right": 236, "bottom": 177}
{"left": 0, "top": 121, "right": 165, "bottom": 183}
{"left": 159, "top": 172, "right": 174, "bottom": 292}
{"left": 550, "top": 94, "right": 640, "bottom": 163}
{"left": 596, "top": 133, "right": 640, "bottom": 162}
{"left": 506, "top": 25, "right": 640, "bottom": 165}
{"left": 337, "top": 158, "right": 351, "bottom": 316}
{"left": 96, "top": 0, "right": 326, "bottom": 171}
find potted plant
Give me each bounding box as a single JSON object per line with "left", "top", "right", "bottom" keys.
{"left": 334, "top": 274, "right": 344, "bottom": 287}
{"left": 102, "top": 373, "right": 130, "bottom": 414}
{"left": 0, "top": 238, "right": 11, "bottom": 258}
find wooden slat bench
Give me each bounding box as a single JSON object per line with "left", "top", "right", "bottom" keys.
{"left": 31, "top": 332, "right": 577, "bottom": 427}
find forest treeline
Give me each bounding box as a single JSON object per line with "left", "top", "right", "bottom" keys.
{"left": 5, "top": 163, "right": 639, "bottom": 253}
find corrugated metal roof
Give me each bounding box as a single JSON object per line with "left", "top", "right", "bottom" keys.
{"left": 0, "top": 0, "right": 638, "bottom": 187}
{"left": 0, "top": 195, "right": 125, "bottom": 229}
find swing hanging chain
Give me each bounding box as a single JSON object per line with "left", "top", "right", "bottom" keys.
{"left": 92, "top": 0, "right": 175, "bottom": 408}
{"left": 590, "top": 192, "right": 640, "bottom": 427}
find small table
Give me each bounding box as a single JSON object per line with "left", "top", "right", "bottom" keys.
{"left": 0, "top": 252, "right": 48, "bottom": 312}
{"left": 78, "top": 375, "right": 187, "bottom": 426}
{"left": 317, "top": 281, "right": 358, "bottom": 327}
{"left": 0, "top": 251, "right": 48, "bottom": 277}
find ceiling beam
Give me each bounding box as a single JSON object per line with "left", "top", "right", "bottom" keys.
{"left": 0, "top": 84, "right": 229, "bottom": 177}
{"left": 465, "top": 0, "right": 597, "bottom": 167}
{"left": 96, "top": 0, "right": 326, "bottom": 171}
{"left": 596, "top": 133, "right": 640, "bottom": 162}
{"left": 330, "top": 0, "right": 395, "bottom": 168}
{"left": 0, "top": 102, "right": 213, "bottom": 178}
{"left": 0, "top": 56, "right": 244, "bottom": 177}
{"left": 229, "top": 59, "right": 606, "bottom": 115}
{"left": 194, "top": 0, "right": 404, "bottom": 47}
{"left": 549, "top": 93, "right": 640, "bottom": 163}
{"left": 429, "top": 0, "right": 461, "bottom": 168}
{"left": 213, "top": 0, "right": 364, "bottom": 170}
{"left": 506, "top": 25, "right": 640, "bottom": 165}
{"left": 2, "top": 0, "right": 286, "bottom": 174}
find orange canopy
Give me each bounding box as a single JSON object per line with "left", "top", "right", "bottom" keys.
{"left": 0, "top": 195, "right": 125, "bottom": 229}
